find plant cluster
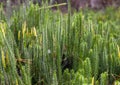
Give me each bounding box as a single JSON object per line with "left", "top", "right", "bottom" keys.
{"left": 0, "top": 2, "right": 120, "bottom": 85}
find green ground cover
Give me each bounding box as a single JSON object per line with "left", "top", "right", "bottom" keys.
{"left": 0, "top": 2, "right": 120, "bottom": 85}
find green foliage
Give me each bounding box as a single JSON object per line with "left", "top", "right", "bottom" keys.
{"left": 100, "top": 72, "right": 108, "bottom": 85}
{"left": 0, "top": 1, "right": 120, "bottom": 85}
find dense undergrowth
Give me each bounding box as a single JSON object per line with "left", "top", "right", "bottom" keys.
{"left": 0, "top": 2, "right": 120, "bottom": 85}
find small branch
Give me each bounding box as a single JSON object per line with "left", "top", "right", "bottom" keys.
{"left": 38, "top": 3, "right": 67, "bottom": 10}
{"left": 16, "top": 58, "right": 32, "bottom": 64}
